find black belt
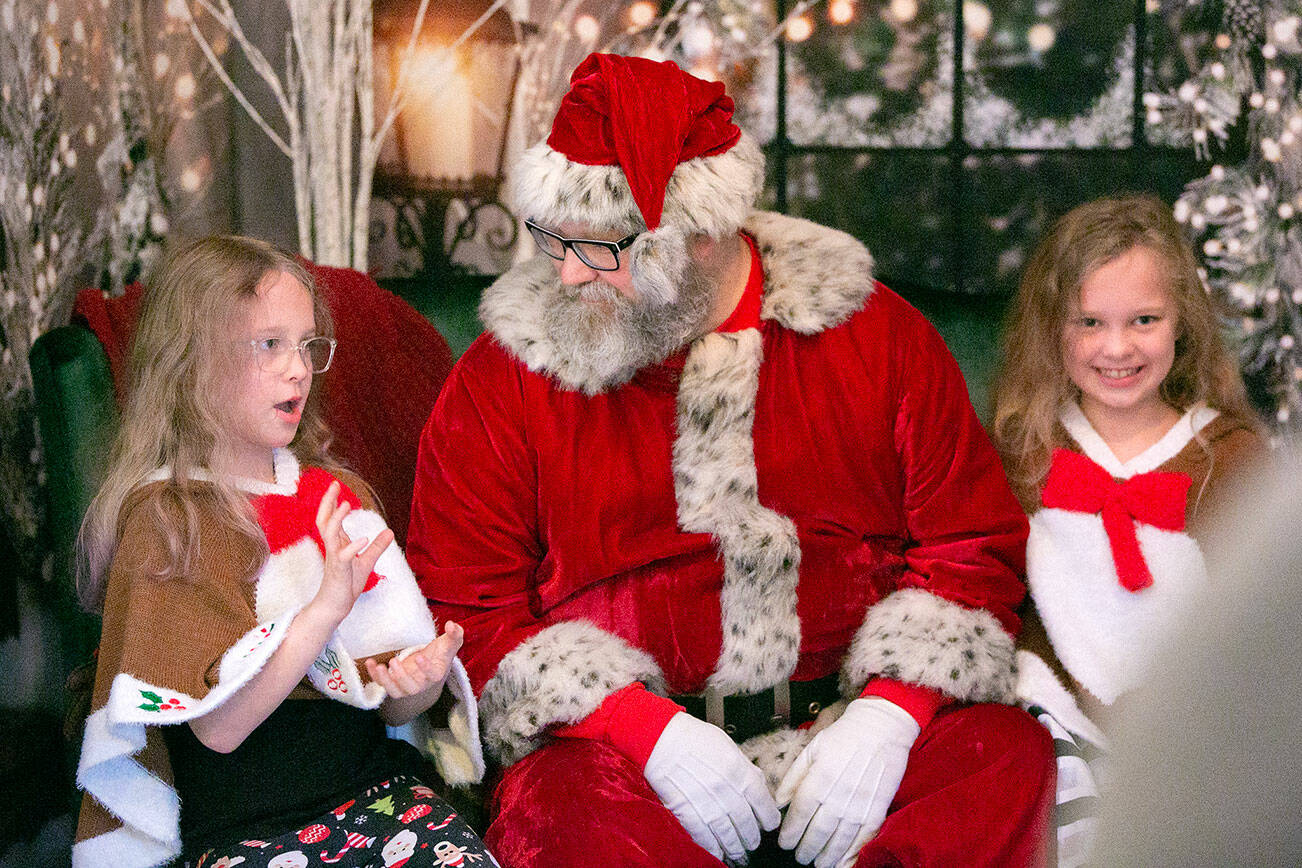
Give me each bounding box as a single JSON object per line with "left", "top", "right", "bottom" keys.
{"left": 671, "top": 673, "right": 842, "bottom": 744}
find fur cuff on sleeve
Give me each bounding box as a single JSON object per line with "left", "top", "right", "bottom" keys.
{"left": 478, "top": 620, "right": 667, "bottom": 766}
{"left": 839, "top": 589, "right": 1016, "bottom": 704}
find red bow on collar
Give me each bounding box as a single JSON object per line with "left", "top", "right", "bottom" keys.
{"left": 1040, "top": 448, "right": 1193, "bottom": 592}
{"left": 252, "top": 467, "right": 382, "bottom": 592}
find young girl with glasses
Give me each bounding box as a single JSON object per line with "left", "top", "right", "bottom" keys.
{"left": 72, "top": 236, "right": 496, "bottom": 868}
{"left": 992, "top": 194, "right": 1266, "bottom": 865}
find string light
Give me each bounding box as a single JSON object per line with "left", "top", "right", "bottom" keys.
{"left": 1027, "top": 23, "right": 1056, "bottom": 52}
{"left": 963, "top": 2, "right": 991, "bottom": 40}
{"left": 890, "top": 0, "right": 918, "bottom": 23}
{"left": 828, "top": 0, "right": 856, "bottom": 25}
{"left": 627, "top": 2, "right": 656, "bottom": 28}
{"left": 174, "top": 72, "right": 196, "bottom": 101}
{"left": 786, "top": 14, "right": 814, "bottom": 42}
{"left": 574, "top": 14, "right": 600, "bottom": 43}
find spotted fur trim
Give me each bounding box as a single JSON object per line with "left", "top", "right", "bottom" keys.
{"left": 675, "top": 329, "right": 802, "bottom": 694}
{"left": 478, "top": 620, "right": 667, "bottom": 766}
{"left": 839, "top": 588, "right": 1016, "bottom": 704}
{"left": 749, "top": 211, "right": 875, "bottom": 333}
{"left": 741, "top": 728, "right": 812, "bottom": 795}
{"left": 510, "top": 133, "right": 765, "bottom": 237}
{"left": 480, "top": 211, "right": 876, "bottom": 389}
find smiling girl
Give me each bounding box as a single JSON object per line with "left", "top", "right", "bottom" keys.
{"left": 992, "top": 194, "right": 1266, "bottom": 864}
{"left": 72, "top": 236, "right": 494, "bottom": 868}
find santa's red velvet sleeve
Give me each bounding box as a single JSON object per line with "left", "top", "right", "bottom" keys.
{"left": 837, "top": 292, "right": 1027, "bottom": 707}
{"left": 406, "top": 339, "right": 666, "bottom": 766}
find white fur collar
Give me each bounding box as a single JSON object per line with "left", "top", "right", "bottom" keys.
{"left": 143, "top": 448, "right": 301, "bottom": 496}
{"left": 1059, "top": 402, "right": 1219, "bottom": 478}
{"left": 479, "top": 211, "right": 875, "bottom": 389}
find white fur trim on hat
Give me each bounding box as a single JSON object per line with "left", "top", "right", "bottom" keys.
{"left": 511, "top": 132, "right": 765, "bottom": 239}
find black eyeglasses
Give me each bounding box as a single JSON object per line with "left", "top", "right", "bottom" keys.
{"left": 524, "top": 220, "right": 639, "bottom": 272}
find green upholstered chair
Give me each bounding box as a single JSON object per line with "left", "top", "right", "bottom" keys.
{"left": 28, "top": 323, "right": 117, "bottom": 671}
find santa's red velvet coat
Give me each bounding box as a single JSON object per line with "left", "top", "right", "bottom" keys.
{"left": 407, "top": 212, "right": 1051, "bottom": 865}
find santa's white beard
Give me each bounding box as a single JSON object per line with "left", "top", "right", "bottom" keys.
{"left": 539, "top": 260, "right": 716, "bottom": 393}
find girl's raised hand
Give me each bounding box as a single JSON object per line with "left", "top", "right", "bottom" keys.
{"left": 366, "top": 621, "right": 465, "bottom": 701}
{"left": 313, "top": 480, "right": 394, "bottom": 622}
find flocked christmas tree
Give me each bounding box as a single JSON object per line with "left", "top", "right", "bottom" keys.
{"left": 1148, "top": 0, "right": 1302, "bottom": 437}
{"left": 0, "top": 0, "right": 90, "bottom": 576}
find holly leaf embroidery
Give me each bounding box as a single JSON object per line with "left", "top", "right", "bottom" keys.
{"left": 141, "top": 690, "right": 162, "bottom": 703}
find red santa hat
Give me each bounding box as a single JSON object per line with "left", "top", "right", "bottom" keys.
{"left": 510, "top": 53, "right": 764, "bottom": 304}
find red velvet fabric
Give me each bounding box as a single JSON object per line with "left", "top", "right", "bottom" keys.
{"left": 553, "top": 682, "right": 683, "bottom": 769}
{"left": 860, "top": 679, "right": 949, "bottom": 730}
{"left": 71, "top": 263, "right": 452, "bottom": 545}
{"left": 408, "top": 283, "right": 1028, "bottom": 696}
{"left": 487, "top": 738, "right": 724, "bottom": 868}
{"left": 714, "top": 233, "right": 763, "bottom": 333}
{"left": 252, "top": 467, "right": 382, "bottom": 593}
{"left": 487, "top": 703, "right": 1055, "bottom": 868}
{"left": 1040, "top": 448, "right": 1193, "bottom": 592}
{"left": 306, "top": 262, "right": 454, "bottom": 545}
{"left": 72, "top": 283, "right": 144, "bottom": 404}
{"left": 547, "top": 53, "right": 741, "bottom": 230}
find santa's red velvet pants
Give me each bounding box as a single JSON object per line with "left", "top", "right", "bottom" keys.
{"left": 485, "top": 702, "right": 1056, "bottom": 868}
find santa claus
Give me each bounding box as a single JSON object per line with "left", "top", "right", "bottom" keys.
{"left": 408, "top": 52, "right": 1054, "bottom": 867}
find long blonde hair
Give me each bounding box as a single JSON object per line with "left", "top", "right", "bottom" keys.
{"left": 77, "top": 235, "right": 337, "bottom": 610}
{"left": 992, "top": 194, "right": 1259, "bottom": 505}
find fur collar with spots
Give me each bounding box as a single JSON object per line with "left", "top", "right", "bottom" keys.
{"left": 479, "top": 210, "right": 875, "bottom": 392}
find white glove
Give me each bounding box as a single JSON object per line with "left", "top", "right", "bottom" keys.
{"left": 776, "top": 697, "right": 921, "bottom": 868}
{"left": 644, "top": 711, "right": 782, "bottom": 863}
